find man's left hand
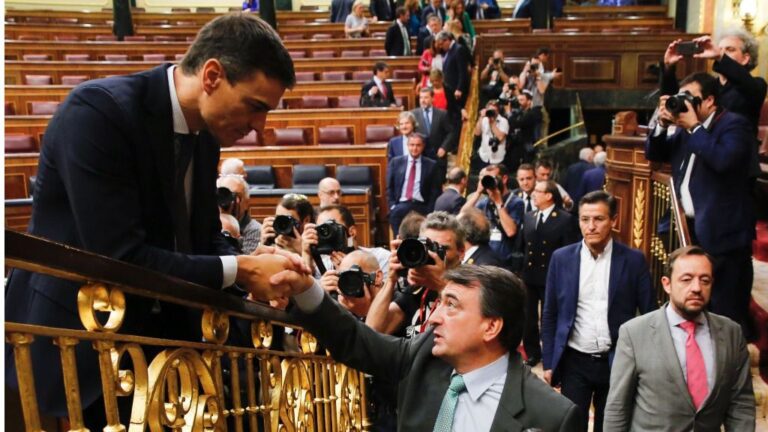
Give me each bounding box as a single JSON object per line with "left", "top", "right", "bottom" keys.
{"left": 675, "top": 100, "right": 700, "bottom": 130}
{"left": 437, "top": 148, "right": 446, "bottom": 158}
{"left": 407, "top": 250, "right": 447, "bottom": 291}
{"left": 454, "top": 90, "right": 462, "bottom": 100}
{"left": 237, "top": 247, "right": 313, "bottom": 300}
{"left": 692, "top": 35, "right": 721, "bottom": 61}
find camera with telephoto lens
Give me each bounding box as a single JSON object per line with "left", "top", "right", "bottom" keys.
{"left": 665, "top": 91, "right": 702, "bottom": 115}
{"left": 397, "top": 237, "right": 447, "bottom": 268}
{"left": 216, "top": 187, "right": 237, "bottom": 212}
{"left": 481, "top": 174, "right": 501, "bottom": 191}
{"left": 314, "top": 220, "right": 348, "bottom": 254}
{"left": 273, "top": 215, "right": 300, "bottom": 237}
{"left": 337, "top": 265, "right": 376, "bottom": 298}
{"left": 485, "top": 109, "right": 497, "bottom": 118}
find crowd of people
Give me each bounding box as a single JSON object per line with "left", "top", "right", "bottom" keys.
{"left": 4, "top": 6, "right": 766, "bottom": 432}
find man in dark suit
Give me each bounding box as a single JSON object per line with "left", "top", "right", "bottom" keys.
{"left": 416, "top": 13, "right": 442, "bottom": 55}
{"left": 330, "top": 0, "right": 354, "bottom": 22}
{"left": 435, "top": 167, "right": 467, "bottom": 214}
{"left": 604, "top": 245, "right": 755, "bottom": 431}
{"left": 458, "top": 208, "right": 503, "bottom": 266}
{"left": 646, "top": 72, "right": 756, "bottom": 337}
{"left": 386, "top": 133, "right": 441, "bottom": 234}
{"left": 385, "top": 7, "right": 412, "bottom": 56}
{"left": 466, "top": 0, "right": 501, "bottom": 19}
{"left": 435, "top": 30, "right": 469, "bottom": 151}
{"left": 387, "top": 111, "right": 418, "bottom": 160}
{"left": 521, "top": 180, "right": 578, "bottom": 367}
{"left": 573, "top": 151, "right": 606, "bottom": 205}
{"left": 4, "top": 14, "right": 305, "bottom": 426}
{"left": 511, "top": 163, "right": 537, "bottom": 213}
{"left": 421, "top": 0, "right": 447, "bottom": 26}
{"left": 563, "top": 147, "right": 594, "bottom": 199}
{"left": 370, "top": 0, "right": 394, "bottom": 21}
{"left": 360, "top": 62, "right": 396, "bottom": 108}
{"left": 411, "top": 86, "right": 453, "bottom": 173}
{"left": 541, "top": 191, "right": 656, "bottom": 432}
{"left": 290, "top": 265, "right": 582, "bottom": 431}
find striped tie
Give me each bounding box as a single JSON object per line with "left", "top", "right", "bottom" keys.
{"left": 432, "top": 374, "right": 466, "bottom": 432}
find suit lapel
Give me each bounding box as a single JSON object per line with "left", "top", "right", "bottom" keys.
{"left": 651, "top": 307, "right": 696, "bottom": 411}
{"left": 564, "top": 244, "right": 581, "bottom": 317}
{"left": 489, "top": 357, "right": 525, "bottom": 432}
{"left": 607, "top": 242, "right": 624, "bottom": 309}
{"left": 144, "top": 64, "right": 176, "bottom": 213}
{"left": 701, "top": 312, "right": 727, "bottom": 409}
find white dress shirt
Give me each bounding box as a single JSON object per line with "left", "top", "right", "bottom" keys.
{"left": 452, "top": 353, "right": 508, "bottom": 432}
{"left": 167, "top": 65, "right": 237, "bottom": 287}
{"left": 462, "top": 245, "right": 479, "bottom": 264}
{"left": 397, "top": 20, "right": 411, "bottom": 55}
{"left": 536, "top": 204, "right": 556, "bottom": 226}
{"left": 399, "top": 155, "right": 424, "bottom": 202}
{"left": 568, "top": 239, "right": 613, "bottom": 354}
{"left": 680, "top": 112, "right": 715, "bottom": 218}
{"left": 665, "top": 304, "right": 716, "bottom": 396}
{"left": 370, "top": 75, "right": 387, "bottom": 97}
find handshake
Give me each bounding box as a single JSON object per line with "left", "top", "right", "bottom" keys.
{"left": 235, "top": 245, "right": 315, "bottom": 301}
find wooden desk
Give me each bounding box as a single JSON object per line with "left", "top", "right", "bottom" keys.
{"left": 561, "top": 5, "right": 668, "bottom": 17}
{"left": 5, "top": 57, "right": 420, "bottom": 85}
{"left": 5, "top": 79, "right": 417, "bottom": 114}
{"left": 6, "top": 22, "right": 201, "bottom": 41}
{"left": 277, "top": 19, "right": 531, "bottom": 39}
{"left": 5, "top": 199, "right": 34, "bottom": 232}
{"left": 552, "top": 16, "right": 674, "bottom": 32}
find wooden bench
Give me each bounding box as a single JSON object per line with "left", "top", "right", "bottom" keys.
{"left": 552, "top": 16, "right": 675, "bottom": 33}
{"left": 561, "top": 5, "right": 668, "bottom": 18}
{"left": 5, "top": 57, "right": 420, "bottom": 85}
{"left": 277, "top": 19, "right": 531, "bottom": 39}
{"left": 5, "top": 79, "right": 418, "bottom": 115}
{"left": 6, "top": 22, "right": 201, "bottom": 41}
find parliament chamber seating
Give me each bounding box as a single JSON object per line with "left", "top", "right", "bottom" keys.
{"left": 295, "top": 72, "right": 316, "bottom": 82}
{"left": 104, "top": 54, "right": 128, "bottom": 61}
{"left": 54, "top": 35, "right": 79, "bottom": 41}
{"left": 352, "top": 71, "right": 373, "bottom": 81}
{"left": 311, "top": 50, "right": 335, "bottom": 58}
{"left": 274, "top": 128, "right": 309, "bottom": 146}
{"left": 22, "top": 54, "right": 50, "bottom": 61}
{"left": 289, "top": 51, "right": 307, "bottom": 58}
{"left": 365, "top": 125, "right": 396, "bottom": 145}
{"left": 292, "top": 164, "right": 328, "bottom": 188}
{"left": 235, "top": 130, "right": 260, "bottom": 147}
{"left": 124, "top": 35, "right": 148, "bottom": 41}
{"left": 24, "top": 75, "right": 52, "bottom": 85}
{"left": 318, "top": 126, "right": 353, "bottom": 145}
{"left": 142, "top": 53, "right": 166, "bottom": 61}
{"left": 341, "top": 50, "right": 364, "bottom": 58}
{"left": 5, "top": 134, "right": 37, "bottom": 153}
{"left": 336, "top": 96, "right": 359, "bottom": 108}
{"left": 61, "top": 75, "right": 89, "bottom": 85}
{"left": 28, "top": 101, "right": 60, "bottom": 115}
{"left": 5, "top": 103, "right": 16, "bottom": 115}
{"left": 336, "top": 165, "right": 374, "bottom": 189}
{"left": 63, "top": 54, "right": 90, "bottom": 61}
{"left": 368, "top": 49, "right": 386, "bottom": 57}
{"left": 320, "top": 71, "right": 346, "bottom": 81}
{"left": 392, "top": 70, "right": 417, "bottom": 81}
{"left": 94, "top": 35, "right": 116, "bottom": 41}
{"left": 301, "top": 95, "right": 330, "bottom": 109}
{"left": 245, "top": 166, "right": 276, "bottom": 190}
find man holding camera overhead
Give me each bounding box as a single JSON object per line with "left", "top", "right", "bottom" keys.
{"left": 646, "top": 72, "right": 756, "bottom": 339}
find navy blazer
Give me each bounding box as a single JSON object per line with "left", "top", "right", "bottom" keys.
{"left": 386, "top": 155, "right": 441, "bottom": 210}
{"left": 5, "top": 64, "right": 236, "bottom": 416}
{"left": 645, "top": 110, "right": 756, "bottom": 254}
{"left": 411, "top": 106, "right": 452, "bottom": 155}
{"left": 441, "top": 41, "right": 469, "bottom": 99}
{"left": 573, "top": 165, "right": 605, "bottom": 205}
{"left": 541, "top": 241, "right": 656, "bottom": 385}
{"left": 360, "top": 79, "right": 396, "bottom": 107}
{"left": 434, "top": 187, "right": 466, "bottom": 215}
{"left": 387, "top": 135, "right": 408, "bottom": 161}
{"left": 563, "top": 160, "right": 592, "bottom": 198}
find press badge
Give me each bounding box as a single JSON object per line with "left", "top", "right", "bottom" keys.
{"left": 490, "top": 227, "right": 503, "bottom": 242}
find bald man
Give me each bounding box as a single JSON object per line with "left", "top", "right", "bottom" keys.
{"left": 319, "top": 250, "right": 383, "bottom": 318}
{"left": 217, "top": 175, "right": 262, "bottom": 254}
{"left": 220, "top": 157, "right": 246, "bottom": 177}
{"left": 318, "top": 177, "right": 343, "bottom": 207}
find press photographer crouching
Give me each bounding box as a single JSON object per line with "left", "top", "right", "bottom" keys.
{"left": 217, "top": 174, "right": 262, "bottom": 253}
{"left": 259, "top": 194, "right": 315, "bottom": 255}
{"left": 319, "top": 250, "right": 384, "bottom": 319}
{"left": 474, "top": 100, "right": 510, "bottom": 168}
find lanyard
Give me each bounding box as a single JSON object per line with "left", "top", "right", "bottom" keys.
{"left": 418, "top": 289, "right": 438, "bottom": 333}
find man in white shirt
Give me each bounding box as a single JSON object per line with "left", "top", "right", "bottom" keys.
{"left": 474, "top": 100, "right": 510, "bottom": 166}
{"left": 540, "top": 191, "right": 655, "bottom": 432}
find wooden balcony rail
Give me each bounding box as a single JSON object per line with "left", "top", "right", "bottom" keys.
{"left": 5, "top": 229, "right": 368, "bottom": 431}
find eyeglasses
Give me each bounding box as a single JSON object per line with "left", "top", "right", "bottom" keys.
{"left": 283, "top": 193, "right": 309, "bottom": 201}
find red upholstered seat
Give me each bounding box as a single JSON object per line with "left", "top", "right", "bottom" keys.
{"left": 369, "top": 49, "right": 386, "bottom": 57}
{"left": 371, "top": 32, "right": 386, "bottom": 38}
{"left": 124, "top": 35, "right": 147, "bottom": 41}
{"left": 321, "top": 71, "right": 347, "bottom": 81}
{"left": 95, "top": 35, "right": 117, "bottom": 41}
{"left": 274, "top": 128, "right": 308, "bottom": 146}
{"left": 25, "top": 75, "right": 52, "bottom": 85}
{"left": 393, "top": 70, "right": 417, "bottom": 80}
{"left": 532, "top": 28, "right": 551, "bottom": 33}
{"left": 23, "top": 54, "right": 51, "bottom": 61}
{"left": 29, "top": 101, "right": 61, "bottom": 115}
{"left": 235, "top": 130, "right": 260, "bottom": 147}
{"left": 143, "top": 54, "right": 166, "bottom": 62}
{"left": 186, "top": 36, "right": 196, "bottom": 42}
{"left": 61, "top": 75, "right": 89, "bottom": 85}
{"left": 283, "top": 34, "right": 304, "bottom": 40}
{"left": 104, "top": 54, "right": 128, "bottom": 61}
{"left": 394, "top": 96, "right": 404, "bottom": 107}
{"left": 26, "top": 17, "right": 49, "bottom": 23}
{"left": 559, "top": 28, "right": 580, "bottom": 33}
{"left": 289, "top": 51, "right": 307, "bottom": 59}
{"left": 341, "top": 50, "right": 365, "bottom": 58}
{"left": 54, "top": 35, "right": 79, "bottom": 41}
{"left": 5, "top": 134, "right": 37, "bottom": 153}
{"left": 352, "top": 71, "right": 373, "bottom": 81}
{"left": 312, "top": 50, "right": 335, "bottom": 58}
{"left": 64, "top": 54, "right": 90, "bottom": 61}
{"left": 318, "top": 126, "right": 353, "bottom": 145}
{"left": 301, "top": 96, "right": 330, "bottom": 108}
{"left": 174, "top": 54, "right": 185, "bottom": 61}
{"left": 153, "top": 36, "right": 176, "bottom": 42}
{"left": 6, "top": 102, "right": 16, "bottom": 115}
{"left": 312, "top": 34, "right": 333, "bottom": 40}
{"left": 295, "top": 71, "right": 316, "bottom": 82}
{"left": 336, "top": 96, "right": 360, "bottom": 108}
{"left": 18, "top": 35, "right": 44, "bottom": 41}
{"left": 365, "top": 125, "right": 396, "bottom": 144}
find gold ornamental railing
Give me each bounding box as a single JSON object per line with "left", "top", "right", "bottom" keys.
{"left": 457, "top": 66, "right": 480, "bottom": 174}
{"left": 5, "top": 230, "right": 368, "bottom": 432}
{"left": 647, "top": 171, "right": 691, "bottom": 303}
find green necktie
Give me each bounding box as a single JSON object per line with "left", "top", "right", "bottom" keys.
{"left": 432, "top": 374, "right": 466, "bottom": 432}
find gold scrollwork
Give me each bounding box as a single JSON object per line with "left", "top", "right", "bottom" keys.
{"left": 279, "top": 359, "right": 315, "bottom": 432}
{"left": 299, "top": 331, "right": 317, "bottom": 355}
{"left": 251, "top": 320, "right": 273, "bottom": 349}
{"left": 632, "top": 182, "right": 646, "bottom": 249}
{"left": 109, "top": 344, "right": 149, "bottom": 431}
{"left": 337, "top": 365, "right": 363, "bottom": 432}
{"left": 77, "top": 283, "right": 126, "bottom": 332}
{"left": 264, "top": 356, "right": 283, "bottom": 432}
{"left": 201, "top": 310, "right": 230, "bottom": 345}
{"left": 146, "top": 348, "right": 221, "bottom": 432}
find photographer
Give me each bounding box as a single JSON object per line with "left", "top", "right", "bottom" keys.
{"left": 480, "top": 49, "right": 512, "bottom": 106}
{"left": 520, "top": 48, "right": 561, "bottom": 143}
{"left": 475, "top": 100, "right": 510, "bottom": 166}
{"left": 319, "top": 250, "right": 383, "bottom": 319}
{"left": 461, "top": 164, "right": 524, "bottom": 271}
{"left": 260, "top": 194, "right": 315, "bottom": 255}
{"left": 217, "top": 174, "right": 262, "bottom": 254}
{"left": 506, "top": 89, "right": 543, "bottom": 169}
{"left": 366, "top": 211, "right": 465, "bottom": 337}
{"left": 647, "top": 72, "right": 756, "bottom": 338}
{"left": 219, "top": 213, "right": 243, "bottom": 253}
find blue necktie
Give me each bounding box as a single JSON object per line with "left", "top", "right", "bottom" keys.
{"left": 424, "top": 108, "right": 432, "bottom": 133}
{"left": 432, "top": 374, "right": 466, "bottom": 432}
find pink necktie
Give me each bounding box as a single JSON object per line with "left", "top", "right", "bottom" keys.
{"left": 405, "top": 159, "right": 417, "bottom": 200}
{"left": 679, "top": 320, "right": 708, "bottom": 410}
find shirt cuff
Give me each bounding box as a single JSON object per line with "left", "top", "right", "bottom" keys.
{"left": 220, "top": 256, "right": 237, "bottom": 288}
{"left": 653, "top": 124, "right": 667, "bottom": 137}
{"left": 293, "top": 279, "right": 325, "bottom": 313}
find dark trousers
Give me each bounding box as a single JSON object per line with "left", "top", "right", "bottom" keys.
{"left": 389, "top": 201, "right": 428, "bottom": 236}
{"left": 522, "top": 282, "right": 545, "bottom": 360}
{"left": 560, "top": 347, "right": 611, "bottom": 432}
{"left": 710, "top": 246, "right": 754, "bottom": 339}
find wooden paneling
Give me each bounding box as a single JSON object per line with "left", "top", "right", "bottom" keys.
{"left": 552, "top": 17, "right": 674, "bottom": 32}
{"left": 6, "top": 22, "right": 201, "bottom": 41}
{"left": 5, "top": 57, "right": 419, "bottom": 85}
{"left": 278, "top": 19, "right": 530, "bottom": 39}
{"left": 562, "top": 5, "right": 668, "bottom": 17}
{"left": 5, "top": 200, "right": 34, "bottom": 232}
{"left": 569, "top": 56, "right": 619, "bottom": 84}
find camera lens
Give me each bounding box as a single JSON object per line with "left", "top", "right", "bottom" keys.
{"left": 481, "top": 175, "right": 498, "bottom": 190}
{"left": 338, "top": 271, "right": 365, "bottom": 298}
{"left": 273, "top": 215, "right": 296, "bottom": 237}
{"left": 397, "top": 238, "right": 429, "bottom": 268}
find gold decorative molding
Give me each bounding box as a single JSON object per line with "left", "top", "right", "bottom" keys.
{"left": 77, "top": 283, "right": 126, "bottom": 333}
{"left": 632, "top": 181, "right": 646, "bottom": 249}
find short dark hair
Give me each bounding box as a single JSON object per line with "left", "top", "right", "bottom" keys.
{"left": 435, "top": 30, "right": 454, "bottom": 42}
{"left": 679, "top": 72, "right": 720, "bottom": 105}
{"left": 457, "top": 208, "right": 490, "bottom": 244}
{"left": 396, "top": 6, "right": 407, "bottom": 17}
{"left": 444, "top": 265, "right": 527, "bottom": 351}
{"left": 419, "top": 85, "right": 435, "bottom": 96}
{"left": 536, "top": 47, "right": 550, "bottom": 56}
{"left": 409, "top": 132, "right": 426, "bottom": 145}
{"left": 446, "top": 167, "right": 466, "bottom": 185}
{"left": 665, "top": 245, "right": 714, "bottom": 277}
{"left": 279, "top": 195, "right": 315, "bottom": 223}
{"left": 486, "top": 163, "right": 509, "bottom": 177}
{"left": 535, "top": 159, "right": 553, "bottom": 170}
{"left": 181, "top": 13, "right": 295, "bottom": 87}
{"left": 319, "top": 204, "right": 355, "bottom": 228}
{"left": 579, "top": 190, "right": 617, "bottom": 218}
{"left": 373, "top": 61, "right": 389, "bottom": 74}
{"left": 517, "top": 163, "right": 535, "bottom": 174}
{"left": 398, "top": 211, "right": 426, "bottom": 239}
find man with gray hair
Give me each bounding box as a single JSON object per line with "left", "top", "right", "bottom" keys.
{"left": 457, "top": 207, "right": 502, "bottom": 266}
{"left": 563, "top": 147, "right": 595, "bottom": 199}
{"left": 217, "top": 174, "right": 262, "bottom": 254}
{"left": 219, "top": 157, "right": 246, "bottom": 177}
{"left": 573, "top": 151, "right": 606, "bottom": 204}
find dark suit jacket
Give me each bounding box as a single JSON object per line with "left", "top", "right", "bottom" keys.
{"left": 465, "top": 243, "right": 503, "bottom": 266}
{"left": 411, "top": 105, "right": 453, "bottom": 155}
{"left": 5, "top": 64, "right": 236, "bottom": 416}
{"left": 434, "top": 187, "right": 466, "bottom": 214}
{"left": 521, "top": 208, "right": 577, "bottom": 286}
{"left": 563, "top": 159, "right": 592, "bottom": 198}
{"left": 420, "top": 5, "right": 447, "bottom": 23}
{"left": 294, "top": 295, "right": 583, "bottom": 432}
{"left": 573, "top": 165, "right": 605, "bottom": 205}
{"left": 386, "top": 155, "right": 441, "bottom": 210}
{"left": 645, "top": 110, "right": 756, "bottom": 254}
{"left": 467, "top": 0, "right": 501, "bottom": 19}
{"left": 540, "top": 241, "right": 656, "bottom": 384}
{"left": 369, "top": 0, "right": 394, "bottom": 21}
{"left": 442, "top": 41, "right": 470, "bottom": 102}
{"left": 330, "top": 0, "right": 354, "bottom": 22}
{"left": 385, "top": 21, "right": 410, "bottom": 56}
{"left": 416, "top": 26, "right": 432, "bottom": 55}
{"left": 360, "top": 79, "right": 396, "bottom": 107}
{"left": 386, "top": 135, "right": 408, "bottom": 160}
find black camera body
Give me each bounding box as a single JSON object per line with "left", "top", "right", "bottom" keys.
{"left": 216, "top": 187, "right": 237, "bottom": 212}
{"left": 665, "top": 91, "right": 702, "bottom": 115}
{"left": 273, "top": 215, "right": 300, "bottom": 237}
{"left": 337, "top": 265, "right": 376, "bottom": 298}
{"left": 485, "top": 109, "right": 497, "bottom": 118}
{"left": 397, "top": 237, "right": 447, "bottom": 268}
{"left": 481, "top": 174, "right": 500, "bottom": 190}
{"left": 487, "top": 137, "right": 501, "bottom": 153}
{"left": 676, "top": 41, "right": 703, "bottom": 56}
{"left": 314, "top": 220, "right": 348, "bottom": 254}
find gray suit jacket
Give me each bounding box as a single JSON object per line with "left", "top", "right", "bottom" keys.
{"left": 294, "top": 295, "right": 583, "bottom": 432}
{"left": 411, "top": 106, "right": 453, "bottom": 155}
{"left": 603, "top": 307, "right": 755, "bottom": 431}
